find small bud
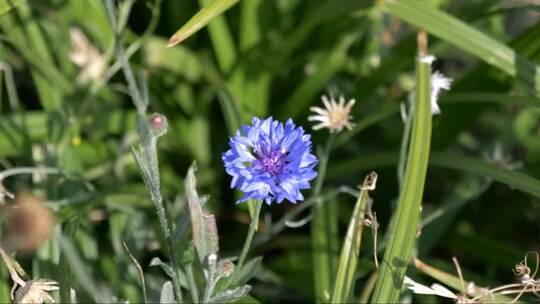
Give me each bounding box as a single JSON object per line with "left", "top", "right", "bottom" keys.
{"left": 149, "top": 113, "right": 168, "bottom": 138}
{"left": 217, "top": 259, "right": 235, "bottom": 278}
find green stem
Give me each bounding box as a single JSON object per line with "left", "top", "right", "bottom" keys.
{"left": 311, "top": 132, "right": 338, "bottom": 302}
{"left": 237, "top": 200, "right": 263, "bottom": 271}
{"left": 0, "top": 167, "right": 59, "bottom": 180}
{"left": 186, "top": 263, "right": 199, "bottom": 303}
{"left": 103, "top": 1, "right": 183, "bottom": 301}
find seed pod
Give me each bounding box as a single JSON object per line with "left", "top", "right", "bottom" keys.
{"left": 2, "top": 192, "right": 56, "bottom": 253}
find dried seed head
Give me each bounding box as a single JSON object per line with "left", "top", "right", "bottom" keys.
{"left": 14, "top": 280, "right": 58, "bottom": 304}
{"left": 2, "top": 192, "right": 56, "bottom": 253}
{"left": 308, "top": 95, "right": 356, "bottom": 133}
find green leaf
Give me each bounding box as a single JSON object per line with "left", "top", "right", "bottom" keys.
{"left": 0, "top": 0, "right": 25, "bottom": 15}
{"left": 209, "top": 285, "right": 251, "bottom": 303}
{"left": 185, "top": 163, "right": 219, "bottom": 262}
{"left": 330, "top": 172, "right": 377, "bottom": 303}
{"left": 379, "top": 0, "right": 540, "bottom": 95}
{"left": 371, "top": 55, "right": 432, "bottom": 303}
{"left": 329, "top": 151, "right": 540, "bottom": 201}
{"left": 167, "top": 0, "right": 240, "bottom": 47}
{"left": 311, "top": 197, "right": 339, "bottom": 302}
{"left": 58, "top": 233, "right": 105, "bottom": 303}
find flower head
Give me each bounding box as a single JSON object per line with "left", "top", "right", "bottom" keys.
{"left": 222, "top": 117, "right": 318, "bottom": 204}
{"left": 69, "top": 27, "right": 106, "bottom": 84}
{"left": 430, "top": 71, "right": 452, "bottom": 115}
{"left": 308, "top": 95, "right": 356, "bottom": 132}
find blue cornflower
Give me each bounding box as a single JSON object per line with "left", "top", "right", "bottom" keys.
{"left": 222, "top": 117, "right": 318, "bottom": 205}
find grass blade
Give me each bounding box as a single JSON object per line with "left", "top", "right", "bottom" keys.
{"left": 371, "top": 40, "right": 432, "bottom": 302}
{"left": 0, "top": 0, "right": 25, "bottom": 15}
{"left": 329, "top": 151, "right": 540, "bottom": 200}
{"left": 330, "top": 172, "right": 377, "bottom": 303}
{"left": 379, "top": 0, "right": 540, "bottom": 94}
{"left": 167, "top": 0, "right": 239, "bottom": 47}
{"left": 279, "top": 35, "right": 354, "bottom": 119}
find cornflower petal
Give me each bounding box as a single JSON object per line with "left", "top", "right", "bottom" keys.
{"left": 222, "top": 117, "right": 318, "bottom": 204}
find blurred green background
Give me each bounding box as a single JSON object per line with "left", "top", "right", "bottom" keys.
{"left": 0, "top": 0, "right": 539, "bottom": 302}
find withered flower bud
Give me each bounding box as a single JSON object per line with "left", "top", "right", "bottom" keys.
{"left": 2, "top": 192, "right": 56, "bottom": 253}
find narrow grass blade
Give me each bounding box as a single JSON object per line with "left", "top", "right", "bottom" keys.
{"left": 329, "top": 151, "right": 540, "bottom": 200}
{"left": 196, "top": 0, "right": 238, "bottom": 75}
{"left": 167, "top": 0, "right": 239, "bottom": 47}
{"left": 233, "top": 0, "right": 270, "bottom": 116}
{"left": 2, "top": 3, "right": 64, "bottom": 111}
{"left": 311, "top": 197, "right": 339, "bottom": 302}
{"left": 0, "top": 0, "right": 25, "bottom": 15}
{"left": 371, "top": 51, "right": 432, "bottom": 303}
{"left": 379, "top": 0, "right": 540, "bottom": 95}
{"left": 57, "top": 234, "right": 104, "bottom": 303}
{"left": 335, "top": 92, "right": 540, "bottom": 149}
{"left": 280, "top": 35, "right": 354, "bottom": 119}
{"left": 217, "top": 88, "right": 242, "bottom": 135}
{"left": 330, "top": 172, "right": 378, "bottom": 303}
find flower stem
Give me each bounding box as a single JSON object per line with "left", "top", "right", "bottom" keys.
{"left": 237, "top": 200, "right": 263, "bottom": 271}
{"left": 103, "top": 1, "right": 183, "bottom": 301}
{"left": 186, "top": 263, "right": 199, "bottom": 303}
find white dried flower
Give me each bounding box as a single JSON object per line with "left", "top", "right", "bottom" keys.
{"left": 69, "top": 27, "right": 107, "bottom": 84}
{"left": 430, "top": 71, "right": 452, "bottom": 115}
{"left": 403, "top": 276, "right": 457, "bottom": 299}
{"left": 419, "top": 54, "right": 453, "bottom": 115}
{"left": 308, "top": 95, "right": 356, "bottom": 133}
{"left": 14, "top": 280, "right": 58, "bottom": 304}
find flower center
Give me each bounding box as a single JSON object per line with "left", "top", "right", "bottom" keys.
{"left": 256, "top": 149, "right": 286, "bottom": 176}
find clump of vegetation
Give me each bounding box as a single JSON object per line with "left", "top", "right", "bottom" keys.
{"left": 0, "top": 0, "right": 539, "bottom": 303}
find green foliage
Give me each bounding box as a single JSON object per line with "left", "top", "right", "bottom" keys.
{"left": 0, "top": 0, "right": 539, "bottom": 303}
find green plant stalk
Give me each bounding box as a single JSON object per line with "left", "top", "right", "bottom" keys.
{"left": 371, "top": 57, "right": 432, "bottom": 303}
{"left": 330, "top": 172, "right": 376, "bottom": 302}
{"left": 186, "top": 263, "right": 199, "bottom": 303}
{"left": 103, "top": 0, "right": 183, "bottom": 301}
{"left": 237, "top": 200, "right": 263, "bottom": 271}
{"left": 311, "top": 133, "right": 339, "bottom": 302}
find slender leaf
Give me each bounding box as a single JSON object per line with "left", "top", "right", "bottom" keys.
{"left": 329, "top": 151, "right": 540, "bottom": 200}
{"left": 280, "top": 35, "right": 354, "bottom": 119}
{"left": 185, "top": 163, "right": 219, "bottom": 262}
{"left": 379, "top": 0, "right": 540, "bottom": 95}
{"left": 330, "top": 172, "right": 377, "bottom": 303}
{"left": 168, "top": 0, "right": 239, "bottom": 47}
{"left": 371, "top": 55, "right": 432, "bottom": 303}
{"left": 0, "top": 0, "right": 25, "bottom": 16}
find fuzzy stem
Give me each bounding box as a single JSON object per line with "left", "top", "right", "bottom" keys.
{"left": 186, "top": 263, "right": 199, "bottom": 303}
{"left": 103, "top": 1, "right": 183, "bottom": 301}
